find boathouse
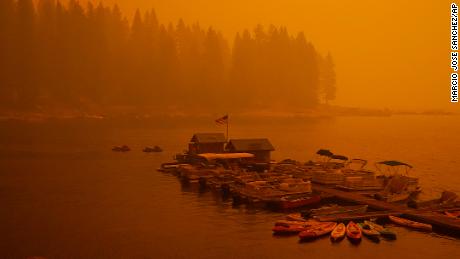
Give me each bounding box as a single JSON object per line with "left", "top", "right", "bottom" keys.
{"left": 189, "top": 133, "right": 227, "bottom": 154}
{"left": 226, "top": 138, "right": 275, "bottom": 163}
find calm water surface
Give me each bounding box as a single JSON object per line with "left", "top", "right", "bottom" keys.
{"left": 0, "top": 115, "right": 459, "bottom": 258}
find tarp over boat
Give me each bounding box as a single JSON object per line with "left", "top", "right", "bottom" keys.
{"left": 198, "top": 153, "right": 255, "bottom": 160}
{"left": 377, "top": 160, "right": 413, "bottom": 168}
{"left": 316, "top": 149, "right": 333, "bottom": 157}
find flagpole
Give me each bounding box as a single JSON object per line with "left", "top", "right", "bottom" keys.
{"left": 226, "top": 115, "right": 229, "bottom": 141}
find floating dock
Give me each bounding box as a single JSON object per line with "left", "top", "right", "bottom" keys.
{"left": 314, "top": 211, "right": 403, "bottom": 222}
{"left": 313, "top": 184, "right": 460, "bottom": 233}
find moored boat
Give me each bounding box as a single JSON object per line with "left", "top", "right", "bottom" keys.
{"left": 346, "top": 221, "right": 362, "bottom": 242}
{"left": 298, "top": 222, "right": 337, "bottom": 240}
{"left": 277, "top": 195, "right": 321, "bottom": 210}
{"left": 388, "top": 215, "right": 432, "bottom": 231}
{"left": 330, "top": 223, "right": 346, "bottom": 242}
{"left": 112, "top": 145, "right": 130, "bottom": 152}
{"left": 374, "top": 161, "right": 421, "bottom": 203}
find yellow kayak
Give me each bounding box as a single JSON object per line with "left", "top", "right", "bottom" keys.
{"left": 330, "top": 223, "right": 346, "bottom": 241}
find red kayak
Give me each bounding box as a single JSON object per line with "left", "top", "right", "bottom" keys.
{"left": 346, "top": 221, "right": 362, "bottom": 242}
{"left": 298, "top": 222, "right": 337, "bottom": 240}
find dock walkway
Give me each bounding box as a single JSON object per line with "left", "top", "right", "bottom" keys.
{"left": 313, "top": 184, "right": 460, "bottom": 233}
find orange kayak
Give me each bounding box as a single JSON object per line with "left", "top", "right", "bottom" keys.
{"left": 298, "top": 222, "right": 337, "bottom": 240}
{"left": 330, "top": 223, "right": 346, "bottom": 241}
{"left": 346, "top": 221, "right": 362, "bottom": 241}
{"left": 388, "top": 215, "right": 432, "bottom": 232}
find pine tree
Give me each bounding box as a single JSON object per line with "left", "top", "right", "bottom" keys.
{"left": 321, "top": 52, "right": 337, "bottom": 104}
{"left": 0, "top": 0, "right": 334, "bottom": 113}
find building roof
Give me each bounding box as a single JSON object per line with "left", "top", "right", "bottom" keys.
{"left": 227, "top": 138, "right": 275, "bottom": 151}
{"left": 191, "top": 133, "right": 226, "bottom": 143}
{"left": 198, "top": 153, "right": 255, "bottom": 161}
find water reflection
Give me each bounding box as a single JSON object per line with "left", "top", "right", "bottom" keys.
{"left": 0, "top": 116, "right": 459, "bottom": 258}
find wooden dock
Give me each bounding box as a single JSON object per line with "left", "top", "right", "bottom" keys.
{"left": 314, "top": 211, "right": 403, "bottom": 222}
{"left": 313, "top": 184, "right": 460, "bottom": 233}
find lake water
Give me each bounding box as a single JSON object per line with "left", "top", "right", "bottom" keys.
{"left": 1, "top": 115, "right": 459, "bottom": 258}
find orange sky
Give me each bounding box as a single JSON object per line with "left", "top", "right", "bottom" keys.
{"left": 95, "top": 0, "right": 454, "bottom": 111}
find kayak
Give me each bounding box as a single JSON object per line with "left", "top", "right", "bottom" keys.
{"left": 388, "top": 215, "right": 432, "bottom": 232}
{"left": 364, "top": 220, "right": 397, "bottom": 240}
{"left": 330, "top": 223, "right": 346, "bottom": 242}
{"left": 358, "top": 222, "right": 380, "bottom": 242}
{"left": 346, "top": 221, "right": 362, "bottom": 241}
{"left": 299, "top": 222, "right": 337, "bottom": 240}
{"left": 273, "top": 225, "right": 307, "bottom": 235}
{"left": 358, "top": 223, "right": 380, "bottom": 237}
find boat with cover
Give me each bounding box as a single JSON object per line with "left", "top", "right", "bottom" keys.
{"left": 330, "top": 223, "right": 346, "bottom": 241}
{"left": 346, "top": 221, "right": 362, "bottom": 242}
{"left": 364, "top": 220, "right": 397, "bottom": 239}
{"left": 374, "top": 161, "right": 421, "bottom": 203}
{"left": 338, "top": 159, "right": 383, "bottom": 190}
{"left": 388, "top": 215, "right": 432, "bottom": 231}
{"left": 298, "top": 222, "right": 337, "bottom": 240}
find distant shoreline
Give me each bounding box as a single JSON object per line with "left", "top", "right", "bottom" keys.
{"left": 0, "top": 106, "right": 457, "bottom": 122}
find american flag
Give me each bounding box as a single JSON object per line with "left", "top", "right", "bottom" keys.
{"left": 215, "top": 115, "right": 228, "bottom": 125}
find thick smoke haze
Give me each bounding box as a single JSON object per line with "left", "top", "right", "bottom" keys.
{"left": 99, "top": 0, "right": 451, "bottom": 111}
{"left": 2, "top": 0, "right": 454, "bottom": 115}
